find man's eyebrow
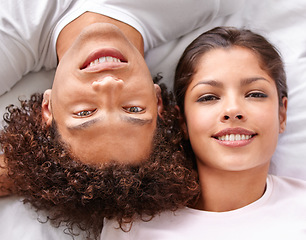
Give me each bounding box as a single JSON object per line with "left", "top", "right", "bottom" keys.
{"left": 121, "top": 115, "right": 153, "bottom": 126}
{"left": 67, "top": 116, "right": 152, "bottom": 131}
{"left": 67, "top": 118, "right": 100, "bottom": 131}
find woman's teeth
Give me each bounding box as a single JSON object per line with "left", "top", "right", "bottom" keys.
{"left": 89, "top": 56, "right": 121, "bottom": 66}
{"left": 218, "top": 134, "right": 252, "bottom": 141}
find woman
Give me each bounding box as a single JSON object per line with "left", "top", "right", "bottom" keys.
{"left": 101, "top": 26, "right": 306, "bottom": 239}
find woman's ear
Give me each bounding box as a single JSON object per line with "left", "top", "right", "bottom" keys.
{"left": 175, "top": 105, "right": 189, "bottom": 139}
{"left": 41, "top": 89, "right": 53, "bottom": 126}
{"left": 154, "top": 84, "right": 164, "bottom": 119}
{"left": 279, "top": 97, "right": 288, "bottom": 133}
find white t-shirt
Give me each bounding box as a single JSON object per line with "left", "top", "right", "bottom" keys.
{"left": 101, "top": 175, "right": 306, "bottom": 240}
{"left": 0, "top": 0, "right": 245, "bottom": 96}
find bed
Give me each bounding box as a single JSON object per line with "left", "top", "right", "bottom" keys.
{"left": 0, "top": 0, "right": 306, "bottom": 239}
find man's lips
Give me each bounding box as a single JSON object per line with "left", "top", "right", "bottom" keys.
{"left": 80, "top": 48, "right": 127, "bottom": 70}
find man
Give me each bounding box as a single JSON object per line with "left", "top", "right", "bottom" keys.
{"left": 0, "top": 0, "right": 244, "bottom": 239}
{"left": 0, "top": 0, "right": 244, "bottom": 166}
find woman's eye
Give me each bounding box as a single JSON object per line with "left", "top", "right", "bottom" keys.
{"left": 125, "top": 106, "right": 144, "bottom": 113}
{"left": 75, "top": 109, "right": 96, "bottom": 117}
{"left": 197, "top": 95, "right": 219, "bottom": 102}
{"left": 246, "top": 92, "right": 268, "bottom": 98}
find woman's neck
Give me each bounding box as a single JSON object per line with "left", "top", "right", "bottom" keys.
{"left": 195, "top": 165, "right": 269, "bottom": 212}
{"left": 56, "top": 12, "right": 144, "bottom": 61}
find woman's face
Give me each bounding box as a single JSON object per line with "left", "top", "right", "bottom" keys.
{"left": 183, "top": 47, "right": 287, "bottom": 172}
{"left": 43, "top": 23, "right": 162, "bottom": 165}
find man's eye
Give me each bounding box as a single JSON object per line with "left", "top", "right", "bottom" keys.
{"left": 197, "top": 95, "right": 219, "bottom": 102}
{"left": 246, "top": 92, "right": 268, "bottom": 98}
{"left": 125, "top": 106, "right": 144, "bottom": 113}
{"left": 75, "top": 109, "right": 96, "bottom": 117}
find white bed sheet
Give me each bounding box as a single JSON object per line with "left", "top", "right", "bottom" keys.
{"left": 0, "top": 0, "right": 306, "bottom": 239}
{"left": 0, "top": 196, "right": 85, "bottom": 239}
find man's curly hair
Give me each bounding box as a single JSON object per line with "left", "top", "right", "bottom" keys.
{"left": 0, "top": 84, "right": 199, "bottom": 240}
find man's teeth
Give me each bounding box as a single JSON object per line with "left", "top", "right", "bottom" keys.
{"left": 89, "top": 56, "right": 121, "bottom": 66}
{"left": 218, "top": 134, "right": 252, "bottom": 141}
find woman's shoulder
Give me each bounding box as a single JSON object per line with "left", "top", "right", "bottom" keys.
{"left": 269, "top": 174, "right": 306, "bottom": 198}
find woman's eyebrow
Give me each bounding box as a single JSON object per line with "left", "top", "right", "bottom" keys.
{"left": 191, "top": 80, "right": 223, "bottom": 91}
{"left": 191, "top": 77, "right": 270, "bottom": 91}
{"left": 241, "top": 77, "right": 270, "bottom": 86}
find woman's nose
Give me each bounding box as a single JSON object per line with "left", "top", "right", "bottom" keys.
{"left": 223, "top": 114, "right": 244, "bottom": 121}
{"left": 221, "top": 98, "right": 246, "bottom": 122}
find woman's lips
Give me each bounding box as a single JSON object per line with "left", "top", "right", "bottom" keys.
{"left": 212, "top": 127, "right": 257, "bottom": 147}
{"left": 80, "top": 48, "right": 127, "bottom": 71}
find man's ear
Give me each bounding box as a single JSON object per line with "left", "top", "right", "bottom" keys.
{"left": 154, "top": 84, "right": 164, "bottom": 119}
{"left": 175, "top": 105, "right": 189, "bottom": 139}
{"left": 41, "top": 89, "right": 53, "bottom": 126}
{"left": 279, "top": 97, "right": 288, "bottom": 133}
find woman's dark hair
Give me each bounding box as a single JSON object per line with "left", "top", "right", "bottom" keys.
{"left": 174, "top": 26, "right": 288, "bottom": 116}
{"left": 0, "top": 84, "right": 199, "bottom": 239}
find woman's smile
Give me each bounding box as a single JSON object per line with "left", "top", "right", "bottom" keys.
{"left": 212, "top": 127, "right": 257, "bottom": 147}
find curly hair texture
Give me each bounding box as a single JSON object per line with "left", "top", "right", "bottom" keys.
{"left": 0, "top": 85, "right": 199, "bottom": 240}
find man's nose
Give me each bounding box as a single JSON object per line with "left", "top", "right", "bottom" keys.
{"left": 92, "top": 75, "right": 124, "bottom": 107}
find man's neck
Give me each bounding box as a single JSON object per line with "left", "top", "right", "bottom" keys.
{"left": 0, "top": 154, "right": 13, "bottom": 196}
{"left": 56, "top": 12, "right": 144, "bottom": 61}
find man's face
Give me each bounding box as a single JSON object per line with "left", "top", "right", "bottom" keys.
{"left": 43, "top": 23, "right": 162, "bottom": 165}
